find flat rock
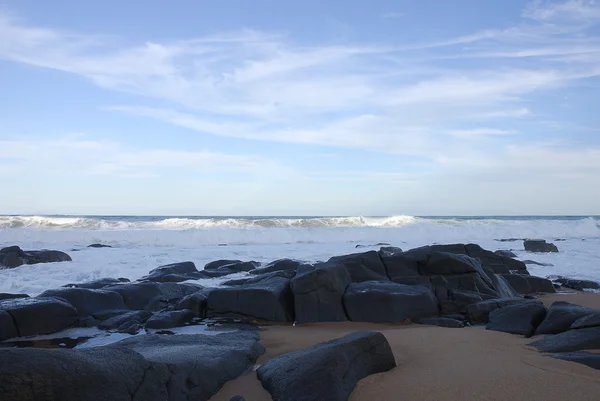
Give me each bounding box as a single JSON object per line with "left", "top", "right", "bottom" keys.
{"left": 145, "top": 310, "right": 195, "bottom": 329}
{"left": 522, "top": 260, "right": 554, "bottom": 267}
{"left": 535, "top": 301, "right": 597, "bottom": 335}
{"left": 223, "top": 270, "right": 296, "bottom": 286}
{"left": 63, "top": 278, "right": 130, "bottom": 289}
{"left": 327, "top": 251, "right": 389, "bottom": 282}
{"left": 87, "top": 243, "right": 112, "bottom": 248}
{"left": 524, "top": 239, "right": 558, "bottom": 253}
{"left": 0, "top": 297, "right": 78, "bottom": 340}
{"left": 486, "top": 301, "right": 547, "bottom": 337}
{"left": 500, "top": 274, "right": 556, "bottom": 294}
{"left": 0, "top": 293, "right": 29, "bottom": 301}
{"left": 103, "top": 282, "right": 202, "bottom": 311}
{"left": 39, "top": 288, "right": 127, "bottom": 317}
{"left": 249, "top": 258, "right": 303, "bottom": 276}
{"left": 554, "top": 277, "right": 600, "bottom": 291}
{"left": 257, "top": 331, "right": 396, "bottom": 401}
{"left": 204, "top": 260, "right": 259, "bottom": 272}
{"left": 571, "top": 312, "right": 600, "bottom": 329}
{"left": 529, "top": 326, "right": 600, "bottom": 353}
{"left": 412, "top": 317, "right": 465, "bottom": 328}
{"left": 99, "top": 310, "right": 152, "bottom": 330}
{"left": 174, "top": 291, "right": 210, "bottom": 318}
{"left": 467, "top": 298, "right": 538, "bottom": 324}
{"left": 552, "top": 351, "right": 600, "bottom": 370}
{"left": 344, "top": 281, "right": 438, "bottom": 323}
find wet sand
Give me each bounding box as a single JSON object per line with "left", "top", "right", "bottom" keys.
{"left": 211, "top": 293, "right": 600, "bottom": 401}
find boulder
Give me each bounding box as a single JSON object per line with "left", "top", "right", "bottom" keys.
{"left": 98, "top": 310, "right": 152, "bottom": 330}
{"left": 392, "top": 276, "right": 432, "bottom": 287}
{"left": 204, "top": 259, "right": 243, "bottom": 270}
{"left": 420, "top": 252, "right": 479, "bottom": 276}
{"left": 0, "top": 297, "right": 77, "bottom": 339}
{"left": 571, "top": 312, "right": 600, "bottom": 330}
{"left": 257, "top": 331, "right": 395, "bottom": 401}
{"left": 535, "top": 302, "right": 597, "bottom": 335}
{"left": 529, "top": 326, "right": 600, "bottom": 353}
{"left": 523, "top": 260, "right": 554, "bottom": 267}
{"left": 223, "top": 270, "right": 296, "bottom": 286}
{"left": 0, "top": 310, "right": 19, "bottom": 340}
{"left": 142, "top": 261, "right": 204, "bottom": 283}
{"left": 524, "top": 239, "right": 558, "bottom": 253}
{"left": 87, "top": 243, "right": 112, "bottom": 248}
{"left": 440, "top": 290, "right": 497, "bottom": 315}
{"left": 0, "top": 246, "right": 72, "bottom": 268}
{"left": 378, "top": 246, "right": 404, "bottom": 256}
{"left": 63, "top": 278, "right": 130, "bottom": 289}
{"left": 145, "top": 310, "right": 195, "bottom": 329}
{"left": 467, "top": 298, "right": 538, "bottom": 324}
{"left": 249, "top": 258, "right": 302, "bottom": 276}
{"left": 465, "top": 244, "right": 529, "bottom": 275}
{"left": 290, "top": 262, "right": 351, "bottom": 323}
{"left": 412, "top": 317, "right": 465, "bottom": 328}
{"left": 103, "top": 282, "right": 202, "bottom": 311}
{"left": 207, "top": 277, "right": 294, "bottom": 321}
{"left": 328, "top": 251, "right": 389, "bottom": 282}
{"left": 174, "top": 291, "right": 210, "bottom": 318}
{"left": 500, "top": 274, "right": 556, "bottom": 294}
{"left": 486, "top": 302, "right": 547, "bottom": 337}
{"left": 204, "top": 260, "right": 259, "bottom": 272}
{"left": 39, "top": 288, "right": 127, "bottom": 318}
{"left": 114, "top": 332, "right": 265, "bottom": 401}
{"left": 554, "top": 277, "right": 600, "bottom": 291}
{"left": 0, "top": 293, "right": 29, "bottom": 301}
{"left": 494, "top": 250, "right": 517, "bottom": 258}
{"left": 343, "top": 281, "right": 438, "bottom": 323}
{"left": 0, "top": 346, "right": 170, "bottom": 401}
{"left": 552, "top": 352, "right": 600, "bottom": 370}
{"left": 380, "top": 252, "right": 421, "bottom": 280}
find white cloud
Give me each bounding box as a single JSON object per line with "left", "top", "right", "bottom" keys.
{"left": 524, "top": 0, "right": 600, "bottom": 23}
{"left": 447, "top": 128, "right": 516, "bottom": 138}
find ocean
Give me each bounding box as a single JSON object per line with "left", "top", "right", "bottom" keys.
{"left": 1, "top": 215, "right": 599, "bottom": 296}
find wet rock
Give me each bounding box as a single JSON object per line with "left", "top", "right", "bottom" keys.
{"left": 0, "top": 246, "right": 72, "bottom": 268}
{"left": 571, "top": 312, "right": 600, "bottom": 329}
{"left": 142, "top": 261, "right": 205, "bottom": 283}
{"left": 500, "top": 274, "right": 556, "bottom": 294}
{"left": 392, "top": 276, "right": 432, "bottom": 287}
{"left": 230, "top": 397, "right": 246, "bottom": 401}
{"left": 0, "top": 297, "right": 78, "bottom": 339}
{"left": 39, "top": 288, "right": 127, "bottom": 318}
{"left": 204, "top": 260, "right": 259, "bottom": 272}
{"left": 344, "top": 281, "right": 438, "bottom": 323}
{"left": 249, "top": 258, "right": 302, "bottom": 276}
{"left": 380, "top": 251, "right": 421, "bottom": 279}
{"left": 0, "top": 310, "right": 19, "bottom": 340}
{"left": 87, "top": 243, "right": 112, "bottom": 248}
{"left": 207, "top": 277, "right": 294, "bottom": 321}
{"left": 290, "top": 262, "right": 351, "bottom": 323}
{"left": 103, "top": 282, "right": 202, "bottom": 311}
{"left": 529, "top": 326, "right": 600, "bottom": 353}
{"left": 524, "top": 239, "right": 558, "bottom": 253}
{"left": 440, "top": 290, "right": 497, "bottom": 315}
{"left": 420, "top": 252, "right": 480, "bottom": 276}
{"left": 99, "top": 310, "right": 152, "bottom": 330}
{"left": 522, "top": 260, "right": 554, "bottom": 266}
{"left": 174, "top": 291, "right": 210, "bottom": 318}
{"left": 412, "top": 317, "right": 465, "bottom": 328}
{"left": 467, "top": 298, "right": 539, "bottom": 324}
{"left": 224, "top": 270, "right": 296, "bottom": 286}
{"left": 0, "top": 293, "right": 29, "bottom": 301}
{"left": 145, "top": 310, "right": 195, "bottom": 329}
{"left": 552, "top": 352, "right": 600, "bottom": 370}
{"left": 536, "top": 301, "right": 598, "bottom": 335}
{"left": 328, "top": 250, "right": 389, "bottom": 282}
{"left": 494, "top": 250, "right": 517, "bottom": 258}
{"left": 257, "top": 331, "right": 395, "bottom": 401}
{"left": 378, "top": 246, "right": 404, "bottom": 256}
{"left": 486, "top": 301, "right": 546, "bottom": 337}
{"left": 554, "top": 277, "right": 600, "bottom": 291}
{"left": 63, "top": 278, "right": 130, "bottom": 289}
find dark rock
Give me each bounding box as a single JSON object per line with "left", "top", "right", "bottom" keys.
{"left": 536, "top": 302, "right": 598, "bottom": 335}
{"left": 224, "top": 270, "right": 296, "bottom": 286}
{"left": 552, "top": 352, "right": 600, "bottom": 370}
{"left": 467, "top": 298, "right": 538, "bottom": 324}
{"left": 0, "top": 245, "right": 25, "bottom": 255}
{"left": 380, "top": 252, "right": 421, "bottom": 280}
{"left": 290, "top": 262, "right": 351, "bottom": 323}
{"left": 87, "top": 243, "right": 112, "bottom": 248}
{"left": 207, "top": 277, "right": 294, "bottom": 321}
{"left": 486, "top": 302, "right": 546, "bottom": 337}
{"left": 524, "top": 239, "right": 559, "bottom": 253}
{"left": 230, "top": 397, "right": 246, "bottom": 401}
{"left": 39, "top": 288, "right": 127, "bottom": 317}
{"left": 99, "top": 310, "right": 152, "bottom": 330}
{"left": 204, "top": 260, "right": 259, "bottom": 271}
{"left": 571, "top": 312, "right": 600, "bottom": 329}
{"left": 328, "top": 250, "right": 389, "bottom": 282}
{"left": 0, "top": 310, "right": 19, "bottom": 340}
{"left": 0, "top": 297, "right": 77, "bottom": 339}
{"left": 344, "top": 281, "right": 438, "bottom": 323}
{"left": 496, "top": 238, "right": 525, "bottom": 242}
{"left": 145, "top": 310, "right": 195, "bottom": 329}
{"left": 0, "top": 246, "right": 72, "bottom": 268}
{"left": 494, "top": 250, "right": 517, "bottom": 258}
{"left": 204, "top": 259, "right": 243, "bottom": 270}
{"left": 0, "top": 346, "right": 170, "bottom": 401}
{"left": 529, "top": 326, "right": 600, "bottom": 353}
{"left": 257, "top": 331, "right": 395, "bottom": 401}
{"left": 174, "top": 291, "right": 210, "bottom": 317}
{"left": 522, "top": 260, "right": 554, "bottom": 266}
{"left": 249, "top": 258, "right": 302, "bottom": 276}
{"left": 440, "top": 290, "right": 497, "bottom": 315}
{"left": 142, "top": 261, "right": 203, "bottom": 283}
{"left": 438, "top": 273, "right": 499, "bottom": 297}
{"left": 501, "top": 274, "right": 556, "bottom": 294}
{"left": 420, "top": 252, "right": 479, "bottom": 275}
{"left": 114, "top": 332, "right": 265, "bottom": 401}
{"left": 554, "top": 277, "right": 600, "bottom": 291}
{"left": 378, "top": 246, "right": 403, "bottom": 256}
{"left": 392, "top": 276, "right": 431, "bottom": 287}
{"left": 413, "top": 317, "right": 465, "bottom": 328}
{"left": 103, "top": 282, "right": 202, "bottom": 311}
{"left": 0, "top": 293, "right": 29, "bottom": 301}
{"left": 465, "top": 244, "right": 529, "bottom": 275}
{"left": 63, "top": 278, "right": 130, "bottom": 289}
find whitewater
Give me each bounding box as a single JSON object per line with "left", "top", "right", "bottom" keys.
{"left": 1, "top": 215, "right": 599, "bottom": 296}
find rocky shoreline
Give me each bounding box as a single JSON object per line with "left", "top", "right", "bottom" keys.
{"left": 1, "top": 241, "right": 600, "bottom": 400}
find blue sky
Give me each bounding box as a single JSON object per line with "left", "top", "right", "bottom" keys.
{"left": 1, "top": 0, "right": 600, "bottom": 216}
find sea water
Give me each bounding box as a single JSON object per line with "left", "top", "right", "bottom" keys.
{"left": 1, "top": 215, "right": 599, "bottom": 296}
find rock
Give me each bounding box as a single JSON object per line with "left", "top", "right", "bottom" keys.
{"left": 174, "top": 291, "right": 209, "bottom": 317}
{"left": 0, "top": 246, "right": 72, "bottom": 268}
{"left": 204, "top": 260, "right": 259, "bottom": 271}
{"left": 142, "top": 261, "right": 204, "bottom": 283}
{"left": 412, "top": 317, "right": 465, "bottom": 328}
{"left": 494, "top": 250, "right": 517, "bottom": 258}
{"left": 0, "top": 346, "right": 170, "bottom": 401}
{"left": 529, "top": 326, "right": 600, "bottom": 353}
{"left": 524, "top": 239, "right": 558, "bottom": 253}
{"left": 87, "top": 243, "right": 112, "bottom": 248}
{"left": 230, "top": 397, "right": 246, "bottom": 401}
{"left": 223, "top": 270, "right": 296, "bottom": 286}
{"left": 98, "top": 310, "right": 152, "bottom": 330}
{"left": 0, "top": 293, "right": 29, "bottom": 301}
{"left": 328, "top": 250, "right": 389, "bottom": 282}
{"left": 0, "top": 310, "right": 19, "bottom": 340}
{"left": 379, "top": 252, "right": 421, "bottom": 279}
{"left": 145, "top": 310, "right": 195, "bottom": 329}
{"left": 0, "top": 297, "right": 78, "bottom": 339}
{"left": 571, "top": 312, "right": 600, "bottom": 329}
{"left": 440, "top": 290, "right": 497, "bottom": 315}
{"left": 554, "top": 277, "right": 600, "bottom": 291}
{"left": 552, "top": 352, "right": 600, "bottom": 370}
{"left": 378, "top": 246, "right": 403, "bottom": 256}
{"left": 291, "top": 262, "right": 351, "bottom": 323}
{"left": 436, "top": 273, "right": 499, "bottom": 297}
{"left": 496, "top": 238, "right": 525, "bottom": 242}
{"left": 500, "top": 274, "right": 556, "bottom": 294}
{"left": 204, "top": 259, "right": 243, "bottom": 270}
{"left": 343, "top": 281, "right": 438, "bottom": 323}
{"left": 535, "top": 301, "right": 597, "bottom": 335}
{"left": 207, "top": 276, "right": 294, "bottom": 321}
{"left": 522, "top": 260, "right": 554, "bottom": 266}
{"left": 486, "top": 302, "right": 547, "bottom": 337}
{"left": 465, "top": 244, "right": 529, "bottom": 275}
{"left": 420, "top": 252, "right": 480, "bottom": 275}
{"left": 103, "top": 282, "right": 201, "bottom": 311}
{"left": 63, "top": 278, "right": 130, "bottom": 289}
{"left": 249, "top": 258, "right": 302, "bottom": 276}
{"left": 257, "top": 331, "right": 396, "bottom": 401}
{"left": 467, "top": 298, "right": 538, "bottom": 324}
{"left": 39, "top": 288, "right": 127, "bottom": 318}
{"left": 114, "top": 332, "right": 265, "bottom": 401}
{"left": 392, "top": 276, "right": 432, "bottom": 287}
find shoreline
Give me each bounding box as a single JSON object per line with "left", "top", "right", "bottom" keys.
{"left": 211, "top": 292, "right": 600, "bottom": 401}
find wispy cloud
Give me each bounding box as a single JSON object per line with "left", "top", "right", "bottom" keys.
{"left": 523, "top": 0, "right": 600, "bottom": 23}
{"left": 381, "top": 12, "right": 405, "bottom": 19}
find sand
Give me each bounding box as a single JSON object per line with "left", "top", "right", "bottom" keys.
{"left": 210, "top": 293, "right": 600, "bottom": 401}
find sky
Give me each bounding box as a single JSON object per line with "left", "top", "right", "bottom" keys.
{"left": 1, "top": 0, "right": 600, "bottom": 216}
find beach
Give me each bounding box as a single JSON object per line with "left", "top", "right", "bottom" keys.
{"left": 212, "top": 292, "right": 600, "bottom": 401}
